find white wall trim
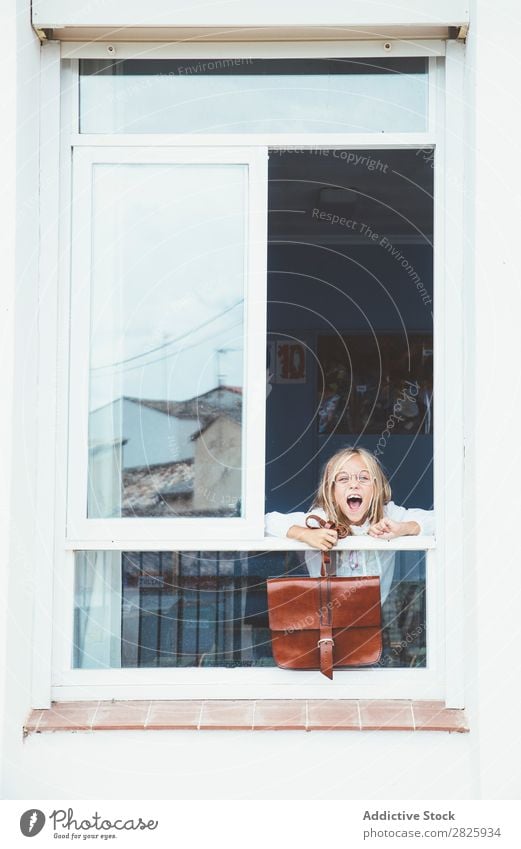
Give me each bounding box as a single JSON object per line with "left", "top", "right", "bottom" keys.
{"left": 60, "top": 40, "right": 447, "bottom": 60}
{"left": 31, "top": 41, "right": 62, "bottom": 710}
{"left": 33, "top": 0, "right": 470, "bottom": 31}
{"left": 440, "top": 41, "right": 466, "bottom": 709}
{"left": 62, "top": 536, "right": 436, "bottom": 552}
{"left": 70, "top": 134, "right": 436, "bottom": 149}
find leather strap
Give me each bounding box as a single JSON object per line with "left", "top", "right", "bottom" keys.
{"left": 318, "top": 572, "right": 334, "bottom": 679}
{"left": 318, "top": 627, "right": 334, "bottom": 680}
{"left": 307, "top": 515, "right": 349, "bottom": 678}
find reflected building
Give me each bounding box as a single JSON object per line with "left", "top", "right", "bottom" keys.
{"left": 88, "top": 386, "right": 242, "bottom": 517}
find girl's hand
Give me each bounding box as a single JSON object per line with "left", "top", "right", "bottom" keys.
{"left": 287, "top": 525, "right": 338, "bottom": 551}
{"left": 368, "top": 518, "right": 420, "bottom": 539}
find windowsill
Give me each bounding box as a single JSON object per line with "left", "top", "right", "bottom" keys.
{"left": 64, "top": 535, "right": 436, "bottom": 551}
{"left": 24, "top": 699, "right": 468, "bottom": 734}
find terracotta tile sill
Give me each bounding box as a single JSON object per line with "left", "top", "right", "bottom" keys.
{"left": 24, "top": 700, "right": 469, "bottom": 734}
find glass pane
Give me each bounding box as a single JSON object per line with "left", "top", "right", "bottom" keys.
{"left": 73, "top": 549, "right": 426, "bottom": 669}
{"left": 87, "top": 163, "right": 246, "bottom": 518}
{"left": 79, "top": 58, "right": 428, "bottom": 134}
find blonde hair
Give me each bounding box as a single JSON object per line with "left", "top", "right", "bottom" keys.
{"left": 313, "top": 446, "right": 391, "bottom": 534}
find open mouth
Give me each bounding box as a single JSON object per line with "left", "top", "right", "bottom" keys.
{"left": 346, "top": 495, "right": 363, "bottom": 512}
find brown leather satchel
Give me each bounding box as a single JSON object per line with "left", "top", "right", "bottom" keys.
{"left": 267, "top": 515, "right": 383, "bottom": 679}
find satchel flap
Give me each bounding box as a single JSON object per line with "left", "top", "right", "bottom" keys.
{"left": 267, "top": 576, "right": 381, "bottom": 632}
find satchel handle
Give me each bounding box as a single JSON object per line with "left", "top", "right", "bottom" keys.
{"left": 305, "top": 515, "right": 349, "bottom": 577}
{"left": 305, "top": 514, "right": 349, "bottom": 537}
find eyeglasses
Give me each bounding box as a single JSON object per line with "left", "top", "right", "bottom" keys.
{"left": 334, "top": 472, "right": 373, "bottom": 486}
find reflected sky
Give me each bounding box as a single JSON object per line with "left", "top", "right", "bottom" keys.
{"left": 89, "top": 163, "right": 246, "bottom": 410}
{"left": 80, "top": 59, "right": 428, "bottom": 135}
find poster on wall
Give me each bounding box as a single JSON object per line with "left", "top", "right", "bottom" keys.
{"left": 317, "top": 333, "right": 433, "bottom": 435}
{"left": 275, "top": 340, "right": 307, "bottom": 383}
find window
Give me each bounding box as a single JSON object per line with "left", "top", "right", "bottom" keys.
{"left": 69, "top": 146, "right": 267, "bottom": 539}
{"left": 264, "top": 148, "right": 433, "bottom": 514}
{"left": 45, "top": 46, "right": 464, "bottom": 703}
{"left": 74, "top": 549, "right": 428, "bottom": 670}
{"left": 79, "top": 58, "right": 429, "bottom": 134}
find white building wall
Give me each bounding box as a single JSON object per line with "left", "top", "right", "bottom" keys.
{"left": 0, "top": 0, "right": 42, "bottom": 800}
{"left": 0, "top": 0, "right": 19, "bottom": 794}
{"left": 10, "top": 730, "right": 475, "bottom": 800}
{"left": 1, "top": 0, "right": 521, "bottom": 802}
{"left": 464, "top": 0, "right": 521, "bottom": 801}
{"left": 123, "top": 402, "right": 196, "bottom": 467}
{"left": 89, "top": 399, "right": 197, "bottom": 467}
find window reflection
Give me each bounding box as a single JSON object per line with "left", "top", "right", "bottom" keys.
{"left": 87, "top": 163, "right": 246, "bottom": 518}
{"left": 79, "top": 58, "right": 428, "bottom": 134}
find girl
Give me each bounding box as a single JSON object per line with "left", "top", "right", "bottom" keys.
{"left": 265, "top": 446, "right": 434, "bottom": 603}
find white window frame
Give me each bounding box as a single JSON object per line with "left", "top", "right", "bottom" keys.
{"left": 31, "top": 41, "right": 466, "bottom": 707}
{"left": 68, "top": 145, "right": 268, "bottom": 542}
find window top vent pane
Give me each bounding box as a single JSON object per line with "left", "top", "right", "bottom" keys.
{"left": 79, "top": 58, "right": 428, "bottom": 135}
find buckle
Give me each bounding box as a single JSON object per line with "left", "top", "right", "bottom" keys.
{"left": 317, "top": 638, "right": 335, "bottom": 647}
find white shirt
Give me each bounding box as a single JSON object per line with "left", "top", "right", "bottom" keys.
{"left": 264, "top": 502, "right": 435, "bottom": 603}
